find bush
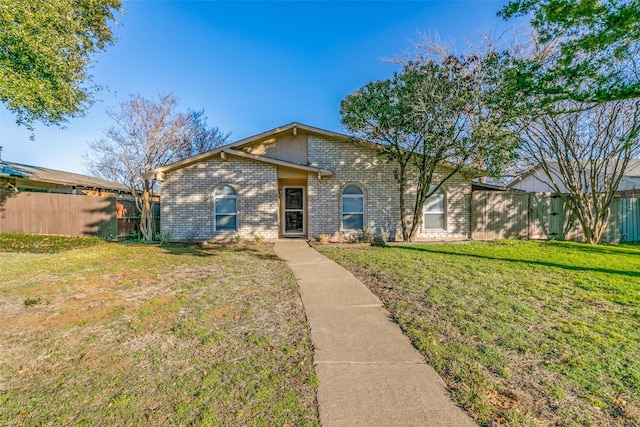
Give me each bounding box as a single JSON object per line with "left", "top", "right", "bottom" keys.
{"left": 373, "top": 228, "right": 390, "bottom": 246}
{"left": 356, "top": 226, "right": 376, "bottom": 243}
{"left": 318, "top": 234, "right": 331, "bottom": 244}
{"left": 185, "top": 229, "right": 201, "bottom": 244}
{"left": 156, "top": 231, "right": 172, "bottom": 245}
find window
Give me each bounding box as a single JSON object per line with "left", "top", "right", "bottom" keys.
{"left": 423, "top": 186, "right": 445, "bottom": 229}
{"left": 341, "top": 185, "right": 364, "bottom": 230}
{"left": 214, "top": 185, "right": 237, "bottom": 231}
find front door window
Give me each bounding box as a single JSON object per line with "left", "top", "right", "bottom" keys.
{"left": 283, "top": 187, "right": 304, "bottom": 234}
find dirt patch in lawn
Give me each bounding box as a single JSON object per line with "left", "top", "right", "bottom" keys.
{"left": 0, "top": 239, "right": 319, "bottom": 426}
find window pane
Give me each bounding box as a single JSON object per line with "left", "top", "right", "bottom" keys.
{"left": 424, "top": 213, "right": 444, "bottom": 229}
{"left": 343, "top": 214, "right": 363, "bottom": 230}
{"left": 216, "top": 214, "right": 237, "bottom": 230}
{"left": 285, "top": 211, "right": 304, "bottom": 233}
{"left": 343, "top": 185, "right": 363, "bottom": 195}
{"left": 285, "top": 188, "right": 303, "bottom": 210}
{"left": 215, "top": 185, "right": 236, "bottom": 196}
{"left": 342, "top": 197, "right": 363, "bottom": 213}
{"left": 424, "top": 189, "right": 444, "bottom": 213}
{"left": 215, "top": 197, "right": 236, "bottom": 214}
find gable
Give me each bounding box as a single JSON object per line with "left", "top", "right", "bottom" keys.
{"left": 241, "top": 129, "right": 308, "bottom": 164}
{"left": 147, "top": 121, "right": 482, "bottom": 181}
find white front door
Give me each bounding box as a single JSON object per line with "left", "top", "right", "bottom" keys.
{"left": 282, "top": 187, "right": 305, "bottom": 236}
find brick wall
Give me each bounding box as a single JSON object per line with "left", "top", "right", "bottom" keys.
{"left": 307, "top": 136, "right": 401, "bottom": 239}
{"left": 161, "top": 134, "right": 472, "bottom": 242}
{"left": 161, "top": 155, "right": 279, "bottom": 241}
{"left": 307, "top": 135, "right": 471, "bottom": 241}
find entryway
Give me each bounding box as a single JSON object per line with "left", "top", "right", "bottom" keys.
{"left": 282, "top": 186, "right": 305, "bottom": 236}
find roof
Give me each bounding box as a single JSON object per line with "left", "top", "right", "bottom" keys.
{"left": 507, "top": 159, "right": 640, "bottom": 188}
{"left": 472, "top": 181, "right": 516, "bottom": 192}
{"left": 146, "top": 122, "right": 350, "bottom": 180}
{"left": 0, "top": 160, "right": 129, "bottom": 192}
{"left": 625, "top": 159, "right": 640, "bottom": 177}
{"left": 146, "top": 121, "right": 484, "bottom": 180}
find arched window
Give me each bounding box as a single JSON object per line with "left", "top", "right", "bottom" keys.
{"left": 423, "top": 186, "right": 445, "bottom": 229}
{"left": 341, "top": 185, "right": 364, "bottom": 230}
{"left": 214, "top": 185, "right": 237, "bottom": 231}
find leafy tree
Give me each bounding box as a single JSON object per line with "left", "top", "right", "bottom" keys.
{"left": 341, "top": 50, "right": 519, "bottom": 241}
{"left": 499, "top": 0, "right": 640, "bottom": 103}
{"left": 340, "top": 73, "right": 419, "bottom": 241}
{"left": 84, "top": 93, "right": 229, "bottom": 242}
{"left": 0, "top": 0, "right": 121, "bottom": 130}
{"left": 517, "top": 99, "right": 640, "bottom": 244}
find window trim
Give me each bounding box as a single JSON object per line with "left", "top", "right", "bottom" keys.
{"left": 340, "top": 184, "right": 365, "bottom": 231}
{"left": 423, "top": 185, "right": 446, "bottom": 230}
{"left": 213, "top": 185, "right": 238, "bottom": 232}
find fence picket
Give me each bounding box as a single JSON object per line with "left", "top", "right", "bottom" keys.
{"left": 472, "top": 191, "right": 623, "bottom": 243}
{"left": 0, "top": 191, "right": 117, "bottom": 237}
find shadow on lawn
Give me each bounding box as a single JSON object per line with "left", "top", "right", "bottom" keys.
{"left": 394, "top": 245, "right": 640, "bottom": 279}
{"left": 159, "top": 243, "right": 280, "bottom": 261}
{"left": 549, "top": 241, "right": 640, "bottom": 257}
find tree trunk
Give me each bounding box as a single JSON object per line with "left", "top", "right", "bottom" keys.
{"left": 398, "top": 164, "right": 411, "bottom": 242}
{"left": 140, "top": 179, "right": 155, "bottom": 243}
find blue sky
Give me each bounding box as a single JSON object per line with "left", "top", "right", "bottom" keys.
{"left": 0, "top": 0, "right": 514, "bottom": 174}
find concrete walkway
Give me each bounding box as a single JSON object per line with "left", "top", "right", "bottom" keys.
{"left": 273, "top": 240, "right": 476, "bottom": 427}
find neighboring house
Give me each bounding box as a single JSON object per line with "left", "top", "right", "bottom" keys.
{"left": 0, "top": 160, "right": 132, "bottom": 238}
{"left": 148, "top": 122, "right": 475, "bottom": 242}
{"left": 0, "top": 160, "right": 129, "bottom": 196}
{"left": 508, "top": 160, "right": 640, "bottom": 196}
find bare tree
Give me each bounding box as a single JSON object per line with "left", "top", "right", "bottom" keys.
{"left": 181, "top": 110, "right": 230, "bottom": 157}
{"left": 518, "top": 100, "right": 640, "bottom": 244}
{"left": 84, "top": 93, "right": 229, "bottom": 242}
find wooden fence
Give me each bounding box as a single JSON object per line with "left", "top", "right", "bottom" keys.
{"left": 0, "top": 191, "right": 117, "bottom": 238}
{"left": 115, "top": 199, "right": 160, "bottom": 238}
{"left": 620, "top": 198, "right": 640, "bottom": 243}
{"left": 472, "top": 191, "right": 622, "bottom": 243}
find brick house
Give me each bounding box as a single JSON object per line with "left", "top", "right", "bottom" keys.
{"left": 148, "top": 122, "right": 474, "bottom": 241}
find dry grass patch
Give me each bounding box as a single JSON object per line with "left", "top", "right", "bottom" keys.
{"left": 0, "top": 235, "right": 318, "bottom": 426}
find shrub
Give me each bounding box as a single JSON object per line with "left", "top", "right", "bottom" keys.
{"left": 318, "top": 234, "right": 331, "bottom": 244}
{"left": 185, "top": 229, "right": 200, "bottom": 244}
{"left": 373, "top": 228, "right": 391, "bottom": 246}
{"left": 156, "top": 231, "right": 172, "bottom": 245}
{"left": 333, "top": 232, "right": 347, "bottom": 243}
{"left": 357, "top": 226, "right": 376, "bottom": 243}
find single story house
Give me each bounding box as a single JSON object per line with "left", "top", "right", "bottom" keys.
{"left": 148, "top": 122, "right": 476, "bottom": 241}
{"left": 508, "top": 160, "right": 640, "bottom": 197}
{"left": 0, "top": 160, "right": 129, "bottom": 196}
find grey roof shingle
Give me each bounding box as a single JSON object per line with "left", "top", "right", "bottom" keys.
{"left": 0, "top": 160, "right": 129, "bottom": 192}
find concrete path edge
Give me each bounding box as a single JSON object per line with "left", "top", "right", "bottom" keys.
{"left": 274, "top": 239, "right": 476, "bottom": 427}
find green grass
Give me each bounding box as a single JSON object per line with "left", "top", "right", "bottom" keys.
{"left": 0, "top": 234, "right": 318, "bottom": 426}
{"left": 319, "top": 240, "right": 640, "bottom": 426}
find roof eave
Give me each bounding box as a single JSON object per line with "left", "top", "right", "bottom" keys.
{"left": 223, "top": 148, "right": 332, "bottom": 176}
{"left": 149, "top": 122, "right": 351, "bottom": 176}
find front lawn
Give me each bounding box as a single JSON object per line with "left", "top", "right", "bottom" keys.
{"left": 319, "top": 240, "right": 640, "bottom": 426}
{"left": 0, "top": 234, "right": 318, "bottom": 426}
